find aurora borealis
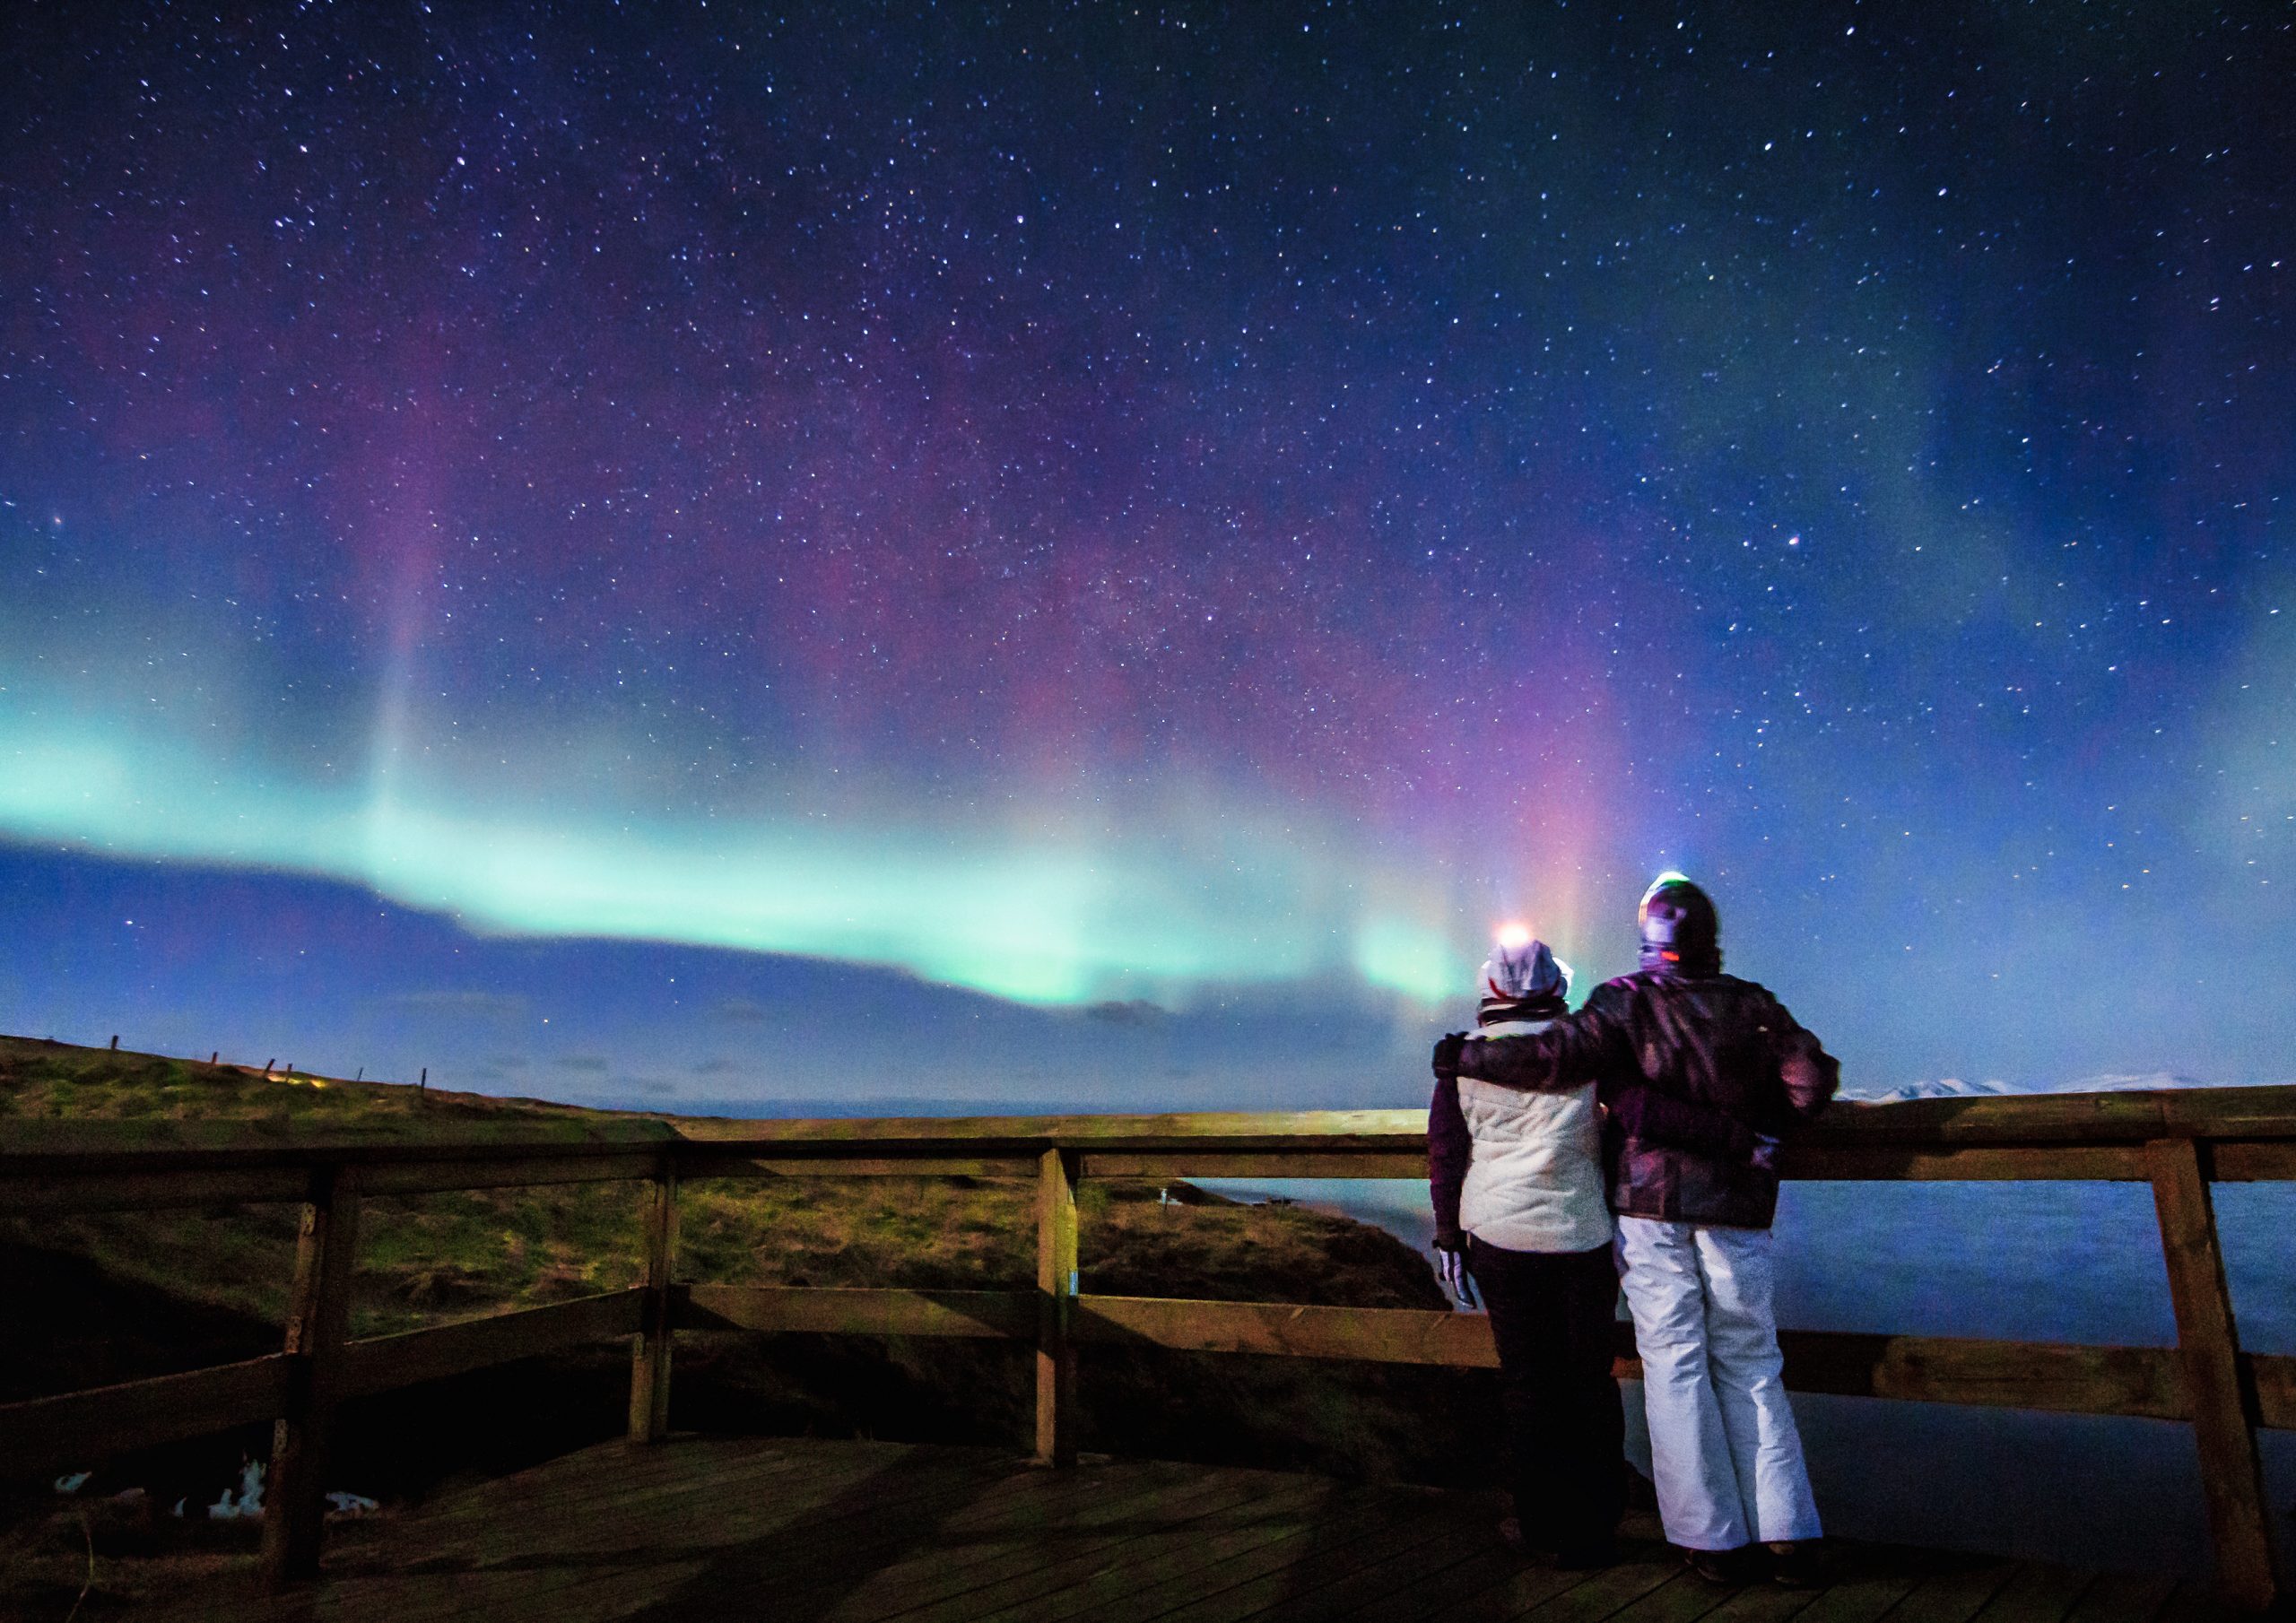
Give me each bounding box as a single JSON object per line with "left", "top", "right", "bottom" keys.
{"left": 2, "top": 3, "right": 2290, "bottom": 1108}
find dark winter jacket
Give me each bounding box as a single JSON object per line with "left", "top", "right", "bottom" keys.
{"left": 1455, "top": 969, "right": 1839, "bottom": 1228}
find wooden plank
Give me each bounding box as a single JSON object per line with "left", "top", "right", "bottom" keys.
{"left": 675, "top": 1153, "right": 1039, "bottom": 1179}
{"left": 970, "top": 1480, "right": 1384, "bottom": 1623}
{"left": 337, "top": 1289, "right": 646, "bottom": 1399}
{"left": 1783, "top": 1146, "right": 2147, "bottom": 1182}
{"left": 2151, "top": 1577, "right": 2239, "bottom": 1623}
{"left": 1786, "top": 1568, "right": 1930, "bottom": 1623}
{"left": 674, "top": 1283, "right": 1036, "bottom": 1339}
{"left": 0, "top": 1164, "right": 317, "bottom": 1213}
{"left": 879, "top": 1468, "right": 1311, "bottom": 1623}
{"left": 666, "top": 1107, "right": 1430, "bottom": 1145}
{"left": 500, "top": 1448, "right": 1022, "bottom": 1623}
{"left": 1692, "top": 1582, "right": 1827, "bottom": 1623}
{"left": 348, "top": 1440, "right": 1005, "bottom": 1623}
{"left": 818, "top": 1463, "right": 1267, "bottom": 1620}
{"left": 1968, "top": 1564, "right": 2097, "bottom": 1623}
{"left": 2206, "top": 1141, "right": 2296, "bottom": 1183}
{"left": 1074, "top": 1300, "right": 2192, "bottom": 1422}
{"left": 404, "top": 1436, "right": 914, "bottom": 1556}
{"left": 0, "top": 1354, "right": 292, "bottom": 1480}
{"left": 262, "top": 1163, "right": 361, "bottom": 1590}
{"left": 359, "top": 1150, "right": 659, "bottom": 1194}
{"left": 1605, "top": 1571, "right": 1752, "bottom": 1623}
{"left": 1883, "top": 1562, "right": 2024, "bottom": 1623}
{"left": 1512, "top": 1550, "right": 1685, "bottom": 1623}
{"left": 1236, "top": 1512, "right": 1518, "bottom": 1623}
{"left": 1355, "top": 1544, "right": 1592, "bottom": 1623}
{"left": 2060, "top": 1572, "right": 2181, "bottom": 1623}
{"left": 340, "top": 1462, "right": 1008, "bottom": 1623}
{"left": 2154, "top": 1087, "right": 2296, "bottom": 1140}
{"left": 5, "top": 1084, "right": 2290, "bottom": 1204}
{"left": 1080, "top": 1151, "right": 1433, "bottom": 1180}
{"left": 2146, "top": 1138, "right": 2278, "bottom": 1612}
{"left": 1774, "top": 1332, "right": 2188, "bottom": 1421}
{"left": 628, "top": 1165, "right": 676, "bottom": 1444}
{"left": 0, "top": 1146, "right": 658, "bottom": 1209}
{"left": 2249, "top": 1352, "right": 2296, "bottom": 1431}
{"left": 916, "top": 1474, "right": 1352, "bottom": 1623}
{"left": 1076, "top": 1295, "right": 1500, "bottom": 1367}
{"left": 1037, "top": 1146, "right": 1080, "bottom": 1466}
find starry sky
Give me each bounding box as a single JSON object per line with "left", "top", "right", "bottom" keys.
{"left": 1, "top": 2, "right": 2290, "bottom": 1112}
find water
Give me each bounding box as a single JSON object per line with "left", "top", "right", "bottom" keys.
{"left": 1201, "top": 1176, "right": 2296, "bottom": 1574}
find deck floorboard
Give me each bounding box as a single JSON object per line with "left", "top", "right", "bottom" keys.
{"left": 135, "top": 1436, "right": 2241, "bottom": 1623}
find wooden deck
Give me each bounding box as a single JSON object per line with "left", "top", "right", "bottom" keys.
{"left": 158, "top": 1436, "right": 2233, "bottom": 1623}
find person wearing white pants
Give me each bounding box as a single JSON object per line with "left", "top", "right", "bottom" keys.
{"left": 1615, "top": 1217, "right": 1822, "bottom": 1553}
{"left": 1442, "top": 874, "right": 1839, "bottom": 1585}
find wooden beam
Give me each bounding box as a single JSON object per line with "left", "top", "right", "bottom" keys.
{"left": 1075, "top": 1296, "right": 1499, "bottom": 1367}
{"left": 628, "top": 1165, "right": 677, "bottom": 1445}
{"left": 673, "top": 1284, "right": 1035, "bottom": 1339}
{"left": 360, "top": 1150, "right": 660, "bottom": 1195}
{"left": 0, "top": 1355, "right": 293, "bottom": 1480}
{"left": 262, "top": 1164, "right": 361, "bottom": 1591}
{"left": 674, "top": 1153, "right": 1039, "bottom": 1180}
{"left": 1079, "top": 1151, "right": 1431, "bottom": 1180}
{"left": 0, "top": 1165, "right": 317, "bottom": 1214}
{"left": 2147, "top": 1138, "right": 2279, "bottom": 1610}
{"left": 1072, "top": 1298, "right": 2197, "bottom": 1426}
{"left": 337, "top": 1290, "right": 647, "bottom": 1399}
{"left": 1783, "top": 1144, "right": 2148, "bottom": 1181}
{"left": 665, "top": 1107, "right": 1429, "bottom": 1145}
{"left": 2251, "top": 1353, "right": 2296, "bottom": 1432}
{"left": 1036, "top": 1147, "right": 1080, "bottom": 1467}
{"left": 1773, "top": 1331, "right": 2187, "bottom": 1420}
{"left": 2208, "top": 1141, "right": 2296, "bottom": 1183}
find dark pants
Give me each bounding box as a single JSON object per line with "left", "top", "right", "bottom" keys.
{"left": 1467, "top": 1235, "right": 1626, "bottom": 1549}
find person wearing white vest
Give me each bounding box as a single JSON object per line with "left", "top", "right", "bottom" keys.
{"left": 1427, "top": 932, "right": 1622, "bottom": 1567}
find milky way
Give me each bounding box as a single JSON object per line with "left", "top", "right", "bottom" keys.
{"left": 2, "top": 4, "right": 2291, "bottom": 1103}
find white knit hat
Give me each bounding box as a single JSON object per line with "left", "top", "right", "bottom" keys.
{"left": 1479, "top": 935, "right": 1569, "bottom": 1003}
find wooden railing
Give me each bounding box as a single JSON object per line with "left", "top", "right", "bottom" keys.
{"left": 3, "top": 1086, "right": 2292, "bottom": 1608}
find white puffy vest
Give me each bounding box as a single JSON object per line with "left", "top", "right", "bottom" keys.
{"left": 1457, "top": 1015, "right": 1613, "bottom": 1253}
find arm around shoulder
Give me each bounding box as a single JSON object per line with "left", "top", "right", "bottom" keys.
{"left": 1458, "top": 997, "right": 1628, "bottom": 1092}
{"left": 1774, "top": 1004, "right": 1840, "bottom": 1122}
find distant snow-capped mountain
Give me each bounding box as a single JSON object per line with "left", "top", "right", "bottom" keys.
{"left": 1845, "top": 1072, "right": 2217, "bottom": 1103}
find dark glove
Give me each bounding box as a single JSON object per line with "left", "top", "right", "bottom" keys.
{"left": 1432, "top": 1231, "right": 1478, "bottom": 1308}
{"left": 1749, "top": 1133, "right": 1784, "bottom": 1175}
{"left": 1431, "top": 1032, "right": 1467, "bottom": 1080}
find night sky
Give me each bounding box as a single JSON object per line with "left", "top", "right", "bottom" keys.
{"left": 2, "top": 3, "right": 2290, "bottom": 1112}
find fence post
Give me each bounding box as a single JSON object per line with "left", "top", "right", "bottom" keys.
{"left": 2146, "top": 1137, "right": 2278, "bottom": 1610}
{"left": 628, "top": 1159, "right": 678, "bottom": 1443}
{"left": 1035, "top": 1146, "right": 1079, "bottom": 1466}
{"left": 261, "top": 1163, "right": 361, "bottom": 1590}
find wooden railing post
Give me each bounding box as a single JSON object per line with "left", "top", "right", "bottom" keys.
{"left": 2146, "top": 1137, "right": 2279, "bottom": 1610}
{"left": 261, "top": 1163, "right": 361, "bottom": 1591}
{"left": 1034, "top": 1146, "right": 1079, "bottom": 1466}
{"left": 628, "top": 1159, "right": 678, "bottom": 1444}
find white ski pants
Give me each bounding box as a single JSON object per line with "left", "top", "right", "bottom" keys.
{"left": 1616, "top": 1216, "right": 1822, "bottom": 1550}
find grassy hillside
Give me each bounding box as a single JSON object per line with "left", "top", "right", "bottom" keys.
{"left": 1, "top": 1035, "right": 1497, "bottom": 1611}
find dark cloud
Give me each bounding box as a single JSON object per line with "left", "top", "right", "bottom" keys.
{"left": 1083, "top": 1000, "right": 1168, "bottom": 1027}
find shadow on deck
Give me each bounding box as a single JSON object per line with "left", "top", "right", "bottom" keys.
{"left": 156, "top": 1436, "right": 2232, "bottom": 1623}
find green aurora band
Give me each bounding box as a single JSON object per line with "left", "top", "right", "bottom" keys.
{"left": 0, "top": 684, "right": 1487, "bottom": 1008}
